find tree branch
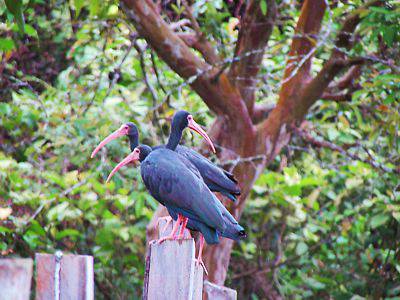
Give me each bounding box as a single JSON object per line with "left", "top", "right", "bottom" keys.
{"left": 256, "top": 0, "right": 327, "bottom": 157}
{"left": 121, "top": 0, "right": 207, "bottom": 79}
{"left": 228, "top": 0, "right": 277, "bottom": 114}
{"left": 182, "top": 0, "right": 220, "bottom": 65}
{"left": 121, "top": 0, "right": 255, "bottom": 143}
{"left": 295, "top": 127, "right": 399, "bottom": 174}
{"left": 327, "top": 65, "right": 362, "bottom": 91}
{"left": 335, "top": 0, "right": 383, "bottom": 51}
{"left": 177, "top": 32, "right": 220, "bottom": 65}
{"left": 295, "top": 0, "right": 385, "bottom": 115}
{"left": 252, "top": 103, "right": 276, "bottom": 124}
{"left": 321, "top": 91, "right": 353, "bottom": 102}
{"left": 279, "top": 0, "right": 327, "bottom": 97}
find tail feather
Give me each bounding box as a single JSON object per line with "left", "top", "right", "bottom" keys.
{"left": 223, "top": 170, "right": 238, "bottom": 184}
{"left": 220, "top": 223, "right": 246, "bottom": 240}
{"left": 220, "top": 191, "right": 238, "bottom": 202}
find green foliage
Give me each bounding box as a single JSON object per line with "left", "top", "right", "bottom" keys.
{"left": 4, "top": 0, "right": 25, "bottom": 34}
{"left": 1, "top": 0, "right": 399, "bottom": 299}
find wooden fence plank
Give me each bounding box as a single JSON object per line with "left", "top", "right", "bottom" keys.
{"left": 192, "top": 263, "right": 204, "bottom": 300}
{"left": 143, "top": 218, "right": 202, "bottom": 300}
{"left": 145, "top": 218, "right": 238, "bottom": 300}
{"left": 0, "top": 258, "right": 33, "bottom": 300}
{"left": 35, "top": 252, "right": 94, "bottom": 300}
{"left": 203, "top": 280, "right": 237, "bottom": 300}
{"left": 146, "top": 239, "right": 196, "bottom": 300}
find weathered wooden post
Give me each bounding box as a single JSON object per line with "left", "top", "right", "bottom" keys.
{"left": 0, "top": 258, "right": 33, "bottom": 300}
{"left": 203, "top": 281, "right": 237, "bottom": 300}
{"left": 35, "top": 252, "right": 94, "bottom": 300}
{"left": 143, "top": 218, "right": 203, "bottom": 300}
{"left": 143, "top": 218, "right": 237, "bottom": 300}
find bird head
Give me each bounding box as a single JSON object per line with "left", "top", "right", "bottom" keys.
{"left": 91, "top": 122, "right": 139, "bottom": 158}
{"left": 106, "top": 144, "right": 152, "bottom": 183}
{"left": 172, "top": 110, "right": 216, "bottom": 153}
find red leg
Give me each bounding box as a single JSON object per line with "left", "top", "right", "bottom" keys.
{"left": 195, "top": 235, "right": 208, "bottom": 275}
{"left": 157, "top": 214, "right": 182, "bottom": 244}
{"left": 178, "top": 217, "right": 188, "bottom": 239}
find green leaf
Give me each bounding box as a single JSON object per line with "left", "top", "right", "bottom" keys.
{"left": 29, "top": 220, "right": 46, "bottom": 236}
{"left": 0, "top": 38, "right": 16, "bottom": 51}
{"left": 24, "top": 24, "right": 38, "bottom": 39}
{"left": 0, "top": 103, "right": 11, "bottom": 115}
{"left": 260, "top": 0, "right": 267, "bottom": 15}
{"left": 296, "top": 242, "right": 308, "bottom": 256}
{"left": 135, "top": 196, "right": 144, "bottom": 217}
{"left": 5, "top": 0, "right": 25, "bottom": 34}
{"left": 370, "top": 214, "right": 389, "bottom": 229}
{"left": 303, "top": 277, "right": 326, "bottom": 290}
{"left": 55, "top": 229, "right": 81, "bottom": 240}
{"left": 0, "top": 226, "right": 12, "bottom": 233}
{"left": 89, "top": 0, "right": 100, "bottom": 16}
{"left": 72, "top": 0, "right": 86, "bottom": 17}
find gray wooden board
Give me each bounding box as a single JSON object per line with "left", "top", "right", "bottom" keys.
{"left": 35, "top": 253, "right": 94, "bottom": 300}
{"left": 0, "top": 258, "right": 33, "bottom": 300}
{"left": 147, "top": 239, "right": 195, "bottom": 300}
{"left": 203, "top": 280, "right": 237, "bottom": 300}
{"left": 145, "top": 217, "right": 237, "bottom": 300}
{"left": 192, "top": 264, "right": 204, "bottom": 300}
{"left": 143, "top": 218, "right": 203, "bottom": 300}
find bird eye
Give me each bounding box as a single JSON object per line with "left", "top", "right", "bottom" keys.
{"left": 187, "top": 115, "right": 193, "bottom": 120}
{"left": 135, "top": 149, "right": 140, "bottom": 153}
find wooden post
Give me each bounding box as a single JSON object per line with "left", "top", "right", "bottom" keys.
{"left": 35, "top": 252, "right": 94, "bottom": 300}
{"left": 203, "top": 280, "right": 237, "bottom": 300}
{"left": 143, "top": 218, "right": 203, "bottom": 300}
{"left": 143, "top": 218, "right": 238, "bottom": 300}
{"left": 0, "top": 258, "right": 33, "bottom": 300}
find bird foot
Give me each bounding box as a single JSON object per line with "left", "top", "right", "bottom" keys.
{"left": 195, "top": 258, "right": 208, "bottom": 276}
{"left": 157, "top": 234, "right": 177, "bottom": 244}
{"left": 177, "top": 230, "right": 191, "bottom": 240}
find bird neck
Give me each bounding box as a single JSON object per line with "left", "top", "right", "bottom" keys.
{"left": 166, "top": 126, "right": 182, "bottom": 150}
{"left": 128, "top": 134, "right": 139, "bottom": 152}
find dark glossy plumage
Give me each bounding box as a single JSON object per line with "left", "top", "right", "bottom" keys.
{"left": 126, "top": 112, "right": 241, "bottom": 202}
{"left": 139, "top": 146, "right": 245, "bottom": 244}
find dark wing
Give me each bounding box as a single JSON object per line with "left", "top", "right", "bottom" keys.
{"left": 175, "top": 145, "right": 240, "bottom": 198}
{"left": 140, "top": 149, "right": 226, "bottom": 232}
{"left": 167, "top": 206, "right": 219, "bottom": 244}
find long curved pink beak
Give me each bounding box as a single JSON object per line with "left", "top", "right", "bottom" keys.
{"left": 187, "top": 115, "right": 216, "bottom": 153}
{"left": 106, "top": 149, "right": 140, "bottom": 183}
{"left": 91, "top": 125, "right": 129, "bottom": 158}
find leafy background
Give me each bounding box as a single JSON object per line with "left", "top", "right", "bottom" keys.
{"left": 0, "top": 0, "right": 399, "bottom": 299}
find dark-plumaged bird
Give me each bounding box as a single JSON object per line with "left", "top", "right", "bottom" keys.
{"left": 91, "top": 111, "right": 241, "bottom": 202}
{"left": 106, "top": 144, "right": 246, "bottom": 269}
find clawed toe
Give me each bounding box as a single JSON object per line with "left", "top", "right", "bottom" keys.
{"left": 157, "top": 235, "right": 174, "bottom": 244}
{"left": 195, "top": 258, "right": 208, "bottom": 275}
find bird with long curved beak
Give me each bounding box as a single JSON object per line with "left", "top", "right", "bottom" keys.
{"left": 91, "top": 112, "right": 215, "bottom": 159}
{"left": 91, "top": 111, "right": 240, "bottom": 202}
{"left": 106, "top": 145, "right": 246, "bottom": 274}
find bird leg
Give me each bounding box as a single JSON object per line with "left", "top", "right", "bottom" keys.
{"left": 157, "top": 214, "right": 183, "bottom": 244}
{"left": 177, "top": 217, "right": 189, "bottom": 239}
{"left": 195, "top": 235, "right": 208, "bottom": 275}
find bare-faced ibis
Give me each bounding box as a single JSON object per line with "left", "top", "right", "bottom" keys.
{"left": 91, "top": 111, "right": 241, "bottom": 202}
{"left": 106, "top": 144, "right": 246, "bottom": 269}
